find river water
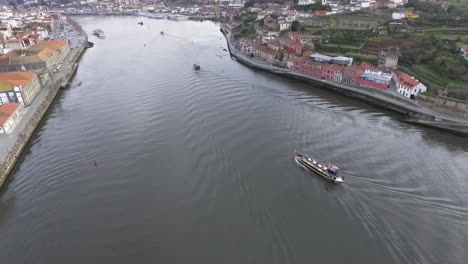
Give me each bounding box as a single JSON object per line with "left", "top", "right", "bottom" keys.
{"left": 0, "top": 16, "right": 467, "bottom": 264}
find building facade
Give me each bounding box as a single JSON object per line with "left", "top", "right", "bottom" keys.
{"left": 0, "top": 40, "right": 69, "bottom": 72}
{"left": 0, "top": 71, "right": 41, "bottom": 106}
{"left": 392, "top": 70, "right": 427, "bottom": 99}
{"left": 0, "top": 103, "right": 24, "bottom": 134}
{"left": 254, "top": 43, "right": 277, "bottom": 64}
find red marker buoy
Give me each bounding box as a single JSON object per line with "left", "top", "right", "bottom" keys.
{"left": 93, "top": 161, "right": 98, "bottom": 166}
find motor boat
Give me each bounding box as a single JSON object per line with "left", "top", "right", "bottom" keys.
{"left": 294, "top": 150, "right": 344, "bottom": 183}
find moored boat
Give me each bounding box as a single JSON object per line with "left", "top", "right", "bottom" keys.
{"left": 93, "top": 29, "right": 105, "bottom": 38}
{"left": 294, "top": 150, "right": 344, "bottom": 183}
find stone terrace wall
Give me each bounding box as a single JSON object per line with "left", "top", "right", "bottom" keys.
{"left": 418, "top": 94, "right": 468, "bottom": 119}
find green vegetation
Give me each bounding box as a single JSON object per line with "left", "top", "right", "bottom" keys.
{"left": 238, "top": 12, "right": 258, "bottom": 24}
{"left": 234, "top": 23, "right": 256, "bottom": 39}
{"left": 411, "top": 64, "right": 448, "bottom": 89}
{"left": 406, "top": 0, "right": 468, "bottom": 14}
{"left": 400, "top": 36, "right": 468, "bottom": 84}
{"left": 244, "top": 0, "right": 289, "bottom": 8}
{"left": 406, "top": 0, "right": 468, "bottom": 27}
{"left": 316, "top": 48, "right": 378, "bottom": 64}
{"left": 233, "top": 13, "right": 259, "bottom": 39}
{"left": 291, "top": 20, "right": 300, "bottom": 32}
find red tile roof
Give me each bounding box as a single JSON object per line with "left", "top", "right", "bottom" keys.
{"left": 342, "top": 65, "right": 364, "bottom": 77}
{"left": 0, "top": 103, "right": 20, "bottom": 116}
{"left": 359, "top": 62, "right": 376, "bottom": 70}
{"left": 29, "top": 40, "right": 66, "bottom": 52}
{"left": 0, "top": 115, "right": 8, "bottom": 126}
{"left": 255, "top": 43, "right": 277, "bottom": 57}
{"left": 395, "top": 70, "right": 419, "bottom": 88}
{"left": 0, "top": 71, "right": 36, "bottom": 87}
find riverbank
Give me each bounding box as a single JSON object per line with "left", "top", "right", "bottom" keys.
{"left": 220, "top": 26, "right": 468, "bottom": 135}
{"left": 62, "top": 11, "right": 219, "bottom": 21}
{"left": 0, "top": 18, "right": 88, "bottom": 189}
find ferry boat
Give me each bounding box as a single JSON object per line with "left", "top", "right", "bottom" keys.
{"left": 93, "top": 29, "right": 105, "bottom": 38}
{"left": 294, "top": 150, "right": 344, "bottom": 183}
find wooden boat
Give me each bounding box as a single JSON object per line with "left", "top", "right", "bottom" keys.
{"left": 294, "top": 150, "right": 344, "bottom": 183}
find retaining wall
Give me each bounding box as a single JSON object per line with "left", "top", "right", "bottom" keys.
{"left": 418, "top": 94, "right": 468, "bottom": 119}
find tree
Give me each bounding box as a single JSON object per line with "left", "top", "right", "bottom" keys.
{"left": 244, "top": 0, "right": 255, "bottom": 8}
{"left": 331, "top": 31, "right": 346, "bottom": 46}
{"left": 291, "top": 20, "right": 300, "bottom": 32}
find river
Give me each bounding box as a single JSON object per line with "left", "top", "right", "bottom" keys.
{"left": 0, "top": 16, "right": 467, "bottom": 264}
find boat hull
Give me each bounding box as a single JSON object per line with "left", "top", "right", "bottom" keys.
{"left": 295, "top": 155, "right": 343, "bottom": 183}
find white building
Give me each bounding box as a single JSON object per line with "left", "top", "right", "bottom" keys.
{"left": 389, "top": 0, "right": 406, "bottom": 6}
{"left": 310, "top": 53, "right": 353, "bottom": 66}
{"left": 279, "top": 21, "right": 291, "bottom": 31}
{"left": 297, "top": 11, "right": 313, "bottom": 18}
{"left": 460, "top": 45, "right": 468, "bottom": 61}
{"left": 298, "top": 0, "right": 316, "bottom": 5}
{"left": 393, "top": 70, "right": 427, "bottom": 99}
{"left": 37, "top": 28, "right": 49, "bottom": 39}
{"left": 392, "top": 12, "right": 404, "bottom": 20}
{"left": 0, "top": 8, "right": 13, "bottom": 20}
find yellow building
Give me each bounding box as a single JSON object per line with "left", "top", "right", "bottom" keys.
{"left": 404, "top": 12, "right": 420, "bottom": 19}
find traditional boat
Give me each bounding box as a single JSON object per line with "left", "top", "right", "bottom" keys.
{"left": 294, "top": 150, "right": 344, "bottom": 183}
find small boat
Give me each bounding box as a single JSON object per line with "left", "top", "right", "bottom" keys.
{"left": 160, "top": 31, "right": 164, "bottom": 35}
{"left": 138, "top": 21, "right": 144, "bottom": 25}
{"left": 86, "top": 41, "right": 94, "bottom": 48}
{"left": 93, "top": 29, "right": 105, "bottom": 38}
{"left": 294, "top": 150, "right": 344, "bottom": 183}
{"left": 193, "top": 64, "right": 201, "bottom": 71}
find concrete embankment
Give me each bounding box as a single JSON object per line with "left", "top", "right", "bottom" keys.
{"left": 0, "top": 19, "right": 88, "bottom": 188}
{"left": 220, "top": 27, "right": 468, "bottom": 135}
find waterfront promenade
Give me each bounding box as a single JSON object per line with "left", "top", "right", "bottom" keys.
{"left": 0, "top": 19, "right": 87, "bottom": 187}
{"left": 221, "top": 26, "right": 468, "bottom": 134}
